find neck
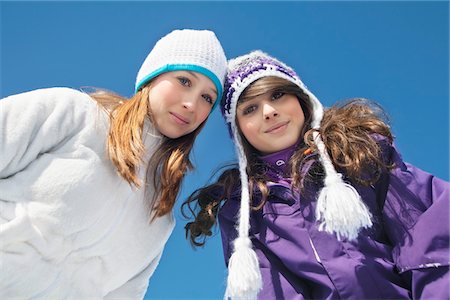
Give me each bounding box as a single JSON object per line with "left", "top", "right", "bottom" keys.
{"left": 259, "top": 143, "right": 299, "bottom": 181}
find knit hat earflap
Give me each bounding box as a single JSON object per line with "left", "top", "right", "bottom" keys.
{"left": 221, "top": 51, "right": 373, "bottom": 299}
{"left": 135, "top": 29, "right": 227, "bottom": 110}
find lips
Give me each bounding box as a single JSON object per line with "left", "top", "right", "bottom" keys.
{"left": 264, "top": 121, "right": 289, "bottom": 133}
{"left": 170, "top": 112, "right": 190, "bottom": 125}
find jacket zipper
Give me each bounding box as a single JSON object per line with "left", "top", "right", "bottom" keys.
{"left": 309, "top": 236, "right": 322, "bottom": 264}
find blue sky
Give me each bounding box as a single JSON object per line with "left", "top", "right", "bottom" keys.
{"left": 1, "top": 1, "right": 448, "bottom": 299}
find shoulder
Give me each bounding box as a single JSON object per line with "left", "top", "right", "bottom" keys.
{"left": 217, "top": 187, "right": 240, "bottom": 221}
{"left": 3, "top": 87, "right": 89, "bottom": 100}
{"left": 1, "top": 87, "right": 109, "bottom": 141}
{"left": 373, "top": 134, "right": 409, "bottom": 169}
{"left": 2, "top": 87, "right": 96, "bottom": 112}
{"left": 36, "top": 87, "right": 95, "bottom": 107}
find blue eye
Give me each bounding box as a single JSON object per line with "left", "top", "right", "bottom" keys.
{"left": 177, "top": 77, "right": 191, "bottom": 87}
{"left": 202, "top": 94, "right": 214, "bottom": 105}
{"left": 272, "top": 91, "right": 284, "bottom": 100}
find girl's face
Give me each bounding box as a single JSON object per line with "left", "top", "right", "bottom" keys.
{"left": 148, "top": 71, "right": 217, "bottom": 138}
{"left": 236, "top": 90, "right": 305, "bottom": 155}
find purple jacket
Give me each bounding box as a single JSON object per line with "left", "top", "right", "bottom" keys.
{"left": 218, "top": 139, "right": 449, "bottom": 299}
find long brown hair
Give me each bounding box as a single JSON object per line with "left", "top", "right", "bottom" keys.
{"left": 301, "top": 99, "right": 393, "bottom": 187}
{"left": 90, "top": 84, "right": 204, "bottom": 219}
{"left": 183, "top": 77, "right": 393, "bottom": 247}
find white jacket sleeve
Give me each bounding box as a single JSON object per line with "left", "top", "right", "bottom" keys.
{"left": 0, "top": 87, "right": 95, "bottom": 178}
{"left": 104, "top": 250, "right": 164, "bottom": 300}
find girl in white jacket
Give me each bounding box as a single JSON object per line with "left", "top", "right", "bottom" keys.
{"left": 0, "top": 29, "right": 227, "bottom": 299}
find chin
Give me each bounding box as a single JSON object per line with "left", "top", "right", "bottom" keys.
{"left": 163, "top": 129, "right": 192, "bottom": 139}
{"left": 279, "top": 141, "right": 297, "bottom": 150}
{"left": 158, "top": 128, "right": 177, "bottom": 139}
{"left": 165, "top": 132, "right": 183, "bottom": 139}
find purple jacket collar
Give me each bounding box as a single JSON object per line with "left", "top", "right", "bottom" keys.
{"left": 258, "top": 144, "right": 298, "bottom": 182}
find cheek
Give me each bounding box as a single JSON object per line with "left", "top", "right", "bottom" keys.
{"left": 240, "top": 122, "right": 258, "bottom": 142}
{"left": 289, "top": 101, "right": 306, "bottom": 129}
{"left": 196, "top": 107, "right": 211, "bottom": 124}
{"left": 147, "top": 95, "right": 158, "bottom": 113}
{"left": 296, "top": 112, "right": 305, "bottom": 128}
{"left": 147, "top": 87, "right": 164, "bottom": 110}
{"left": 149, "top": 81, "right": 178, "bottom": 107}
{"left": 298, "top": 110, "right": 306, "bottom": 130}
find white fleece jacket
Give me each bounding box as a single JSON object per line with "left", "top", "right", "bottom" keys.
{"left": 0, "top": 87, "right": 175, "bottom": 299}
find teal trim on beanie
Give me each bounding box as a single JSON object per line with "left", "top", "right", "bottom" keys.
{"left": 135, "top": 64, "right": 223, "bottom": 111}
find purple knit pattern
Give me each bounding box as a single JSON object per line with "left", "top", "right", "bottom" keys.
{"left": 220, "top": 54, "right": 299, "bottom": 120}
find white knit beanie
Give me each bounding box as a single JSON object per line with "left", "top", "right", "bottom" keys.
{"left": 220, "top": 51, "right": 373, "bottom": 299}
{"left": 135, "top": 29, "right": 227, "bottom": 109}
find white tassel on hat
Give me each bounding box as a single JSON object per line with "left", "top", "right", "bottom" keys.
{"left": 224, "top": 124, "right": 262, "bottom": 300}
{"left": 225, "top": 236, "right": 262, "bottom": 300}
{"left": 312, "top": 131, "right": 373, "bottom": 240}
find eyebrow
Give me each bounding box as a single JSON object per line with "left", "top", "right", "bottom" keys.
{"left": 238, "top": 96, "right": 255, "bottom": 105}
{"left": 186, "top": 71, "right": 217, "bottom": 97}
{"left": 186, "top": 70, "right": 199, "bottom": 80}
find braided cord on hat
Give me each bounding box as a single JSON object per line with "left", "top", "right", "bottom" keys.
{"left": 224, "top": 79, "right": 262, "bottom": 300}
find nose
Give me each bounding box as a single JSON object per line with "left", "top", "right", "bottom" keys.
{"left": 182, "top": 98, "right": 196, "bottom": 112}
{"left": 263, "top": 103, "right": 279, "bottom": 119}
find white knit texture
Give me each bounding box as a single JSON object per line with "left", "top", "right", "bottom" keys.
{"left": 135, "top": 29, "right": 227, "bottom": 91}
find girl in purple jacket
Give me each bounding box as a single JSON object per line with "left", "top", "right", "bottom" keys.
{"left": 183, "top": 51, "right": 449, "bottom": 299}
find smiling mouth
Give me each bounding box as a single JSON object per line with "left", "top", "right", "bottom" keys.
{"left": 170, "top": 112, "right": 190, "bottom": 125}
{"left": 265, "top": 121, "right": 289, "bottom": 133}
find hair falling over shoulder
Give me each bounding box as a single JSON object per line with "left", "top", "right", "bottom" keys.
{"left": 90, "top": 86, "right": 201, "bottom": 219}
{"left": 303, "top": 98, "right": 394, "bottom": 186}
{"left": 182, "top": 166, "right": 241, "bottom": 246}
{"left": 91, "top": 88, "right": 150, "bottom": 187}
{"left": 149, "top": 124, "right": 204, "bottom": 218}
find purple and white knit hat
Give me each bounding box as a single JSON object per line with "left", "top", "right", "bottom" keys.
{"left": 221, "top": 50, "right": 323, "bottom": 130}
{"left": 221, "top": 51, "right": 373, "bottom": 300}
